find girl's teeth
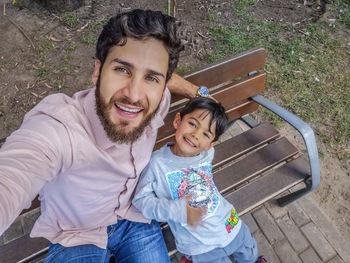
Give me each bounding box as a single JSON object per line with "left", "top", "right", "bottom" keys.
{"left": 185, "top": 137, "right": 195, "bottom": 147}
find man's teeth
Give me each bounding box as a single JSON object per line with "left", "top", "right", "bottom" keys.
{"left": 115, "top": 104, "right": 142, "bottom": 113}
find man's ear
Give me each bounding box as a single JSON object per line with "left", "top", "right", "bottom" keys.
{"left": 173, "top": 112, "right": 181, "bottom": 129}
{"left": 92, "top": 60, "right": 101, "bottom": 86}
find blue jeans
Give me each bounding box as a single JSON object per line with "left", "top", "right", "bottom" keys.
{"left": 190, "top": 222, "right": 258, "bottom": 263}
{"left": 44, "top": 220, "right": 171, "bottom": 263}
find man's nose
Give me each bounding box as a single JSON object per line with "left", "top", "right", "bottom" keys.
{"left": 124, "top": 76, "right": 143, "bottom": 103}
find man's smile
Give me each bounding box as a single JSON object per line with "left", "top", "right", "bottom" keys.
{"left": 114, "top": 102, "right": 144, "bottom": 118}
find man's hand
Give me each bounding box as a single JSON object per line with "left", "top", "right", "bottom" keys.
{"left": 186, "top": 195, "right": 207, "bottom": 228}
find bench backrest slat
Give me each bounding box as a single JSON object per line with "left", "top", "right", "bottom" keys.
{"left": 213, "top": 72, "right": 265, "bottom": 107}
{"left": 183, "top": 47, "right": 266, "bottom": 88}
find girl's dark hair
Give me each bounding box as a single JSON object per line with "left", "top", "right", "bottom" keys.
{"left": 180, "top": 97, "right": 228, "bottom": 142}
{"left": 96, "top": 9, "right": 184, "bottom": 82}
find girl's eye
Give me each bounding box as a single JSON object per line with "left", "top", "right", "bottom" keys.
{"left": 204, "top": 133, "right": 210, "bottom": 139}
{"left": 189, "top": 122, "right": 196, "bottom": 128}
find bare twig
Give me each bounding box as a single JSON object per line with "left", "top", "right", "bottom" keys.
{"left": 77, "top": 22, "right": 89, "bottom": 32}
{"left": 3, "top": 2, "right": 6, "bottom": 16}
{"left": 39, "top": 90, "right": 47, "bottom": 97}
{"left": 48, "top": 35, "right": 64, "bottom": 42}
{"left": 173, "top": 0, "right": 177, "bottom": 18}
{"left": 297, "top": 29, "right": 310, "bottom": 36}
{"left": 7, "top": 17, "right": 36, "bottom": 50}
{"left": 197, "top": 31, "right": 208, "bottom": 39}
{"left": 44, "top": 83, "right": 54, "bottom": 89}
{"left": 167, "top": 0, "right": 171, "bottom": 16}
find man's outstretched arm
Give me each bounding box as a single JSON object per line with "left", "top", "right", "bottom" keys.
{"left": 0, "top": 115, "right": 69, "bottom": 235}
{"left": 167, "top": 73, "right": 198, "bottom": 98}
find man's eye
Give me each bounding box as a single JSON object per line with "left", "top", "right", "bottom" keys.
{"left": 146, "top": 75, "right": 159, "bottom": 83}
{"left": 115, "top": 67, "right": 128, "bottom": 74}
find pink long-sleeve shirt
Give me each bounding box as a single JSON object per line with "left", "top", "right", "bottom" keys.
{"left": 0, "top": 87, "right": 170, "bottom": 249}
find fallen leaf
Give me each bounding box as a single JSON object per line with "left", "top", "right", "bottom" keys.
{"left": 48, "top": 35, "right": 63, "bottom": 42}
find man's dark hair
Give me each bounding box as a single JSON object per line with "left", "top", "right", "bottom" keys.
{"left": 180, "top": 97, "right": 228, "bottom": 142}
{"left": 96, "top": 9, "right": 184, "bottom": 82}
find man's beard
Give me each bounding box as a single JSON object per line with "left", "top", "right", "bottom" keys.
{"left": 95, "top": 77, "right": 160, "bottom": 144}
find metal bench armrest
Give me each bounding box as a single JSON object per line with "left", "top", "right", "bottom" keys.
{"left": 251, "top": 94, "right": 320, "bottom": 206}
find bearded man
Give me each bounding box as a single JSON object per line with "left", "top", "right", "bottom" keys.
{"left": 0, "top": 9, "right": 199, "bottom": 262}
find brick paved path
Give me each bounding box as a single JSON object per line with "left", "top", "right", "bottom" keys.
{"left": 171, "top": 195, "right": 350, "bottom": 263}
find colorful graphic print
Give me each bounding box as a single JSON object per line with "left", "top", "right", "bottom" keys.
{"left": 225, "top": 208, "right": 240, "bottom": 233}
{"left": 166, "top": 163, "right": 219, "bottom": 214}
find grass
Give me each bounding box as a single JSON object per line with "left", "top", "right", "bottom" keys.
{"left": 0, "top": 59, "right": 9, "bottom": 69}
{"left": 62, "top": 12, "right": 79, "bottom": 28}
{"left": 176, "top": 65, "right": 197, "bottom": 75}
{"left": 65, "top": 41, "right": 78, "bottom": 52}
{"left": 81, "top": 33, "right": 96, "bottom": 46}
{"left": 206, "top": 0, "right": 350, "bottom": 162}
{"left": 330, "top": 0, "right": 350, "bottom": 29}
{"left": 88, "top": 19, "right": 109, "bottom": 32}
{"left": 207, "top": 12, "right": 218, "bottom": 22}
{"left": 37, "top": 40, "right": 56, "bottom": 54}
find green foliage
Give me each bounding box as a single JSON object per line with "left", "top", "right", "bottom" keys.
{"left": 333, "top": 0, "right": 350, "bottom": 29}
{"left": 65, "top": 41, "right": 78, "bottom": 52}
{"left": 37, "top": 40, "right": 56, "bottom": 53}
{"left": 206, "top": 1, "right": 350, "bottom": 157}
{"left": 207, "top": 12, "right": 217, "bottom": 22}
{"left": 88, "top": 19, "right": 109, "bottom": 32}
{"left": 81, "top": 34, "right": 96, "bottom": 46}
{"left": 62, "top": 13, "right": 79, "bottom": 28}
{"left": 231, "top": 0, "right": 256, "bottom": 11}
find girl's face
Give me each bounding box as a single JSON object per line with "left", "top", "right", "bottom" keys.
{"left": 171, "top": 109, "right": 217, "bottom": 157}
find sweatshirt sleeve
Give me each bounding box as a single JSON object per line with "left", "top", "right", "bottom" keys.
{"left": 132, "top": 162, "right": 187, "bottom": 224}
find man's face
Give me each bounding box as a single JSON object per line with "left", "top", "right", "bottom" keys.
{"left": 92, "top": 38, "right": 169, "bottom": 143}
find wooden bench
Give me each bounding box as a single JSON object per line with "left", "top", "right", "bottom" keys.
{"left": 0, "top": 47, "right": 320, "bottom": 262}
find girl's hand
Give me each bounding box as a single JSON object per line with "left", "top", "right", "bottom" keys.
{"left": 186, "top": 194, "right": 207, "bottom": 228}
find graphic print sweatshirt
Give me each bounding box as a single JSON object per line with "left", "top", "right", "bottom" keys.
{"left": 132, "top": 144, "right": 241, "bottom": 255}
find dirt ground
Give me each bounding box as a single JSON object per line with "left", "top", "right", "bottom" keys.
{"left": 0, "top": 0, "right": 349, "bottom": 243}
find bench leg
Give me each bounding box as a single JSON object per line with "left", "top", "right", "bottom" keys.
{"left": 276, "top": 178, "right": 312, "bottom": 206}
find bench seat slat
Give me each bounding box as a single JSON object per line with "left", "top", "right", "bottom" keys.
{"left": 213, "top": 123, "right": 279, "bottom": 167}
{"left": 0, "top": 235, "right": 48, "bottom": 263}
{"left": 214, "top": 137, "right": 299, "bottom": 194}
{"left": 20, "top": 198, "right": 40, "bottom": 216}
{"left": 226, "top": 156, "right": 309, "bottom": 215}
{"left": 162, "top": 226, "right": 176, "bottom": 254}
